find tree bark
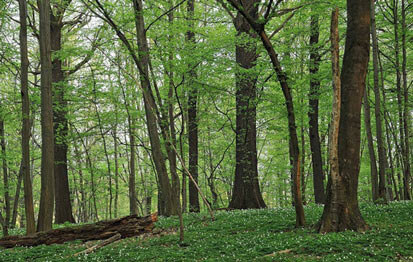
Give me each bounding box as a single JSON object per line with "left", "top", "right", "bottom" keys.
{"left": 228, "top": 0, "right": 266, "bottom": 210}
{"left": 318, "top": 2, "right": 370, "bottom": 233}
{"left": 37, "top": 0, "right": 55, "bottom": 232}
{"left": 308, "top": 14, "right": 325, "bottom": 204}
{"left": 0, "top": 214, "right": 157, "bottom": 248}
{"left": 50, "top": 5, "right": 76, "bottom": 224}
{"left": 18, "top": 0, "right": 36, "bottom": 235}
{"left": 187, "top": 0, "right": 200, "bottom": 213}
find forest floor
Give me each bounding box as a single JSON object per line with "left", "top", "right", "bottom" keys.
{"left": 0, "top": 201, "right": 412, "bottom": 261}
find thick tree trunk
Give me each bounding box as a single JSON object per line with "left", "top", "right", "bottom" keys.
{"left": 51, "top": 12, "right": 76, "bottom": 224}
{"left": 18, "top": 0, "right": 36, "bottom": 235}
{"left": 308, "top": 14, "right": 325, "bottom": 204}
{"left": 37, "top": 0, "right": 55, "bottom": 232}
{"left": 363, "top": 89, "right": 379, "bottom": 201}
{"left": 229, "top": 0, "right": 266, "bottom": 210}
{"left": 318, "top": 2, "right": 370, "bottom": 233}
{"left": 0, "top": 214, "right": 157, "bottom": 248}
{"left": 187, "top": 0, "right": 200, "bottom": 213}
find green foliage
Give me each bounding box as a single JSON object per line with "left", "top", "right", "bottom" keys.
{"left": 1, "top": 201, "right": 412, "bottom": 261}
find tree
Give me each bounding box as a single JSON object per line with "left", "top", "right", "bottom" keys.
{"left": 308, "top": 13, "right": 325, "bottom": 204}
{"left": 225, "top": 0, "right": 305, "bottom": 226}
{"left": 228, "top": 0, "right": 266, "bottom": 209}
{"left": 51, "top": 0, "right": 76, "bottom": 224}
{"left": 370, "top": 0, "right": 389, "bottom": 202}
{"left": 0, "top": 112, "right": 10, "bottom": 236}
{"left": 37, "top": 0, "right": 55, "bottom": 232}
{"left": 187, "top": 0, "right": 200, "bottom": 213}
{"left": 318, "top": 0, "right": 371, "bottom": 233}
{"left": 18, "top": 0, "right": 36, "bottom": 234}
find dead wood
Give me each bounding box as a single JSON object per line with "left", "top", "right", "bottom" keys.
{"left": 0, "top": 213, "right": 157, "bottom": 248}
{"left": 74, "top": 233, "right": 121, "bottom": 256}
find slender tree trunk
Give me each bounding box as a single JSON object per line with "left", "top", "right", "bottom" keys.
{"left": 131, "top": 0, "right": 177, "bottom": 216}
{"left": 18, "top": 0, "right": 36, "bottom": 235}
{"left": 318, "top": 3, "right": 370, "bottom": 233}
{"left": 37, "top": 0, "right": 55, "bottom": 232}
{"left": 392, "top": 0, "right": 407, "bottom": 200}
{"left": 379, "top": 51, "right": 394, "bottom": 200}
{"left": 370, "top": 0, "right": 389, "bottom": 201}
{"left": 11, "top": 163, "right": 23, "bottom": 228}
{"left": 187, "top": 0, "right": 200, "bottom": 213}
{"left": 363, "top": 88, "right": 379, "bottom": 201}
{"left": 259, "top": 27, "right": 304, "bottom": 227}
{"left": 128, "top": 115, "right": 138, "bottom": 215}
{"left": 91, "top": 72, "right": 113, "bottom": 219}
{"left": 113, "top": 124, "right": 119, "bottom": 218}
{"left": 73, "top": 141, "right": 87, "bottom": 222}
{"left": 401, "top": 0, "right": 411, "bottom": 200}
{"left": 308, "top": 14, "right": 325, "bottom": 204}
{"left": 0, "top": 118, "right": 10, "bottom": 236}
{"left": 229, "top": 0, "right": 266, "bottom": 210}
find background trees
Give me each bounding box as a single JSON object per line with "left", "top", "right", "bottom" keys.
{"left": 0, "top": 0, "right": 410, "bottom": 233}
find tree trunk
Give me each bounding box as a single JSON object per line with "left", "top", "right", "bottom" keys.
{"left": 11, "top": 163, "right": 23, "bottom": 228}
{"left": 128, "top": 115, "right": 138, "bottom": 215}
{"left": 131, "top": 0, "right": 177, "bottom": 216}
{"left": 51, "top": 10, "right": 76, "bottom": 224}
{"left": 18, "top": 0, "right": 36, "bottom": 235}
{"left": 229, "top": 0, "right": 266, "bottom": 210}
{"left": 187, "top": 0, "right": 200, "bottom": 213}
{"left": 112, "top": 123, "right": 119, "bottom": 218}
{"left": 0, "top": 118, "right": 10, "bottom": 236}
{"left": 318, "top": 3, "right": 370, "bottom": 233}
{"left": 363, "top": 88, "right": 379, "bottom": 201}
{"left": 37, "top": 0, "right": 55, "bottom": 232}
{"left": 401, "top": 0, "right": 411, "bottom": 200}
{"left": 370, "top": 0, "right": 388, "bottom": 201}
{"left": 308, "top": 14, "right": 325, "bottom": 204}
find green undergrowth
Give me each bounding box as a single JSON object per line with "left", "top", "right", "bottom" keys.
{"left": 0, "top": 201, "right": 412, "bottom": 261}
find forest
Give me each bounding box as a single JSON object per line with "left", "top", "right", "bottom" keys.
{"left": 0, "top": 0, "right": 411, "bottom": 260}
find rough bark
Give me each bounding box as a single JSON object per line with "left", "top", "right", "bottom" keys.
{"left": 308, "top": 14, "right": 325, "bottom": 204}
{"left": 51, "top": 6, "right": 76, "bottom": 224}
{"left": 0, "top": 214, "right": 157, "bottom": 248}
{"left": 228, "top": 0, "right": 266, "bottom": 210}
{"left": 318, "top": 2, "right": 370, "bottom": 233}
{"left": 37, "top": 0, "right": 55, "bottom": 232}
{"left": 18, "top": 0, "right": 36, "bottom": 235}
{"left": 187, "top": 0, "right": 200, "bottom": 213}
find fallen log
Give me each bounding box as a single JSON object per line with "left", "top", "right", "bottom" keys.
{"left": 0, "top": 213, "right": 157, "bottom": 248}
